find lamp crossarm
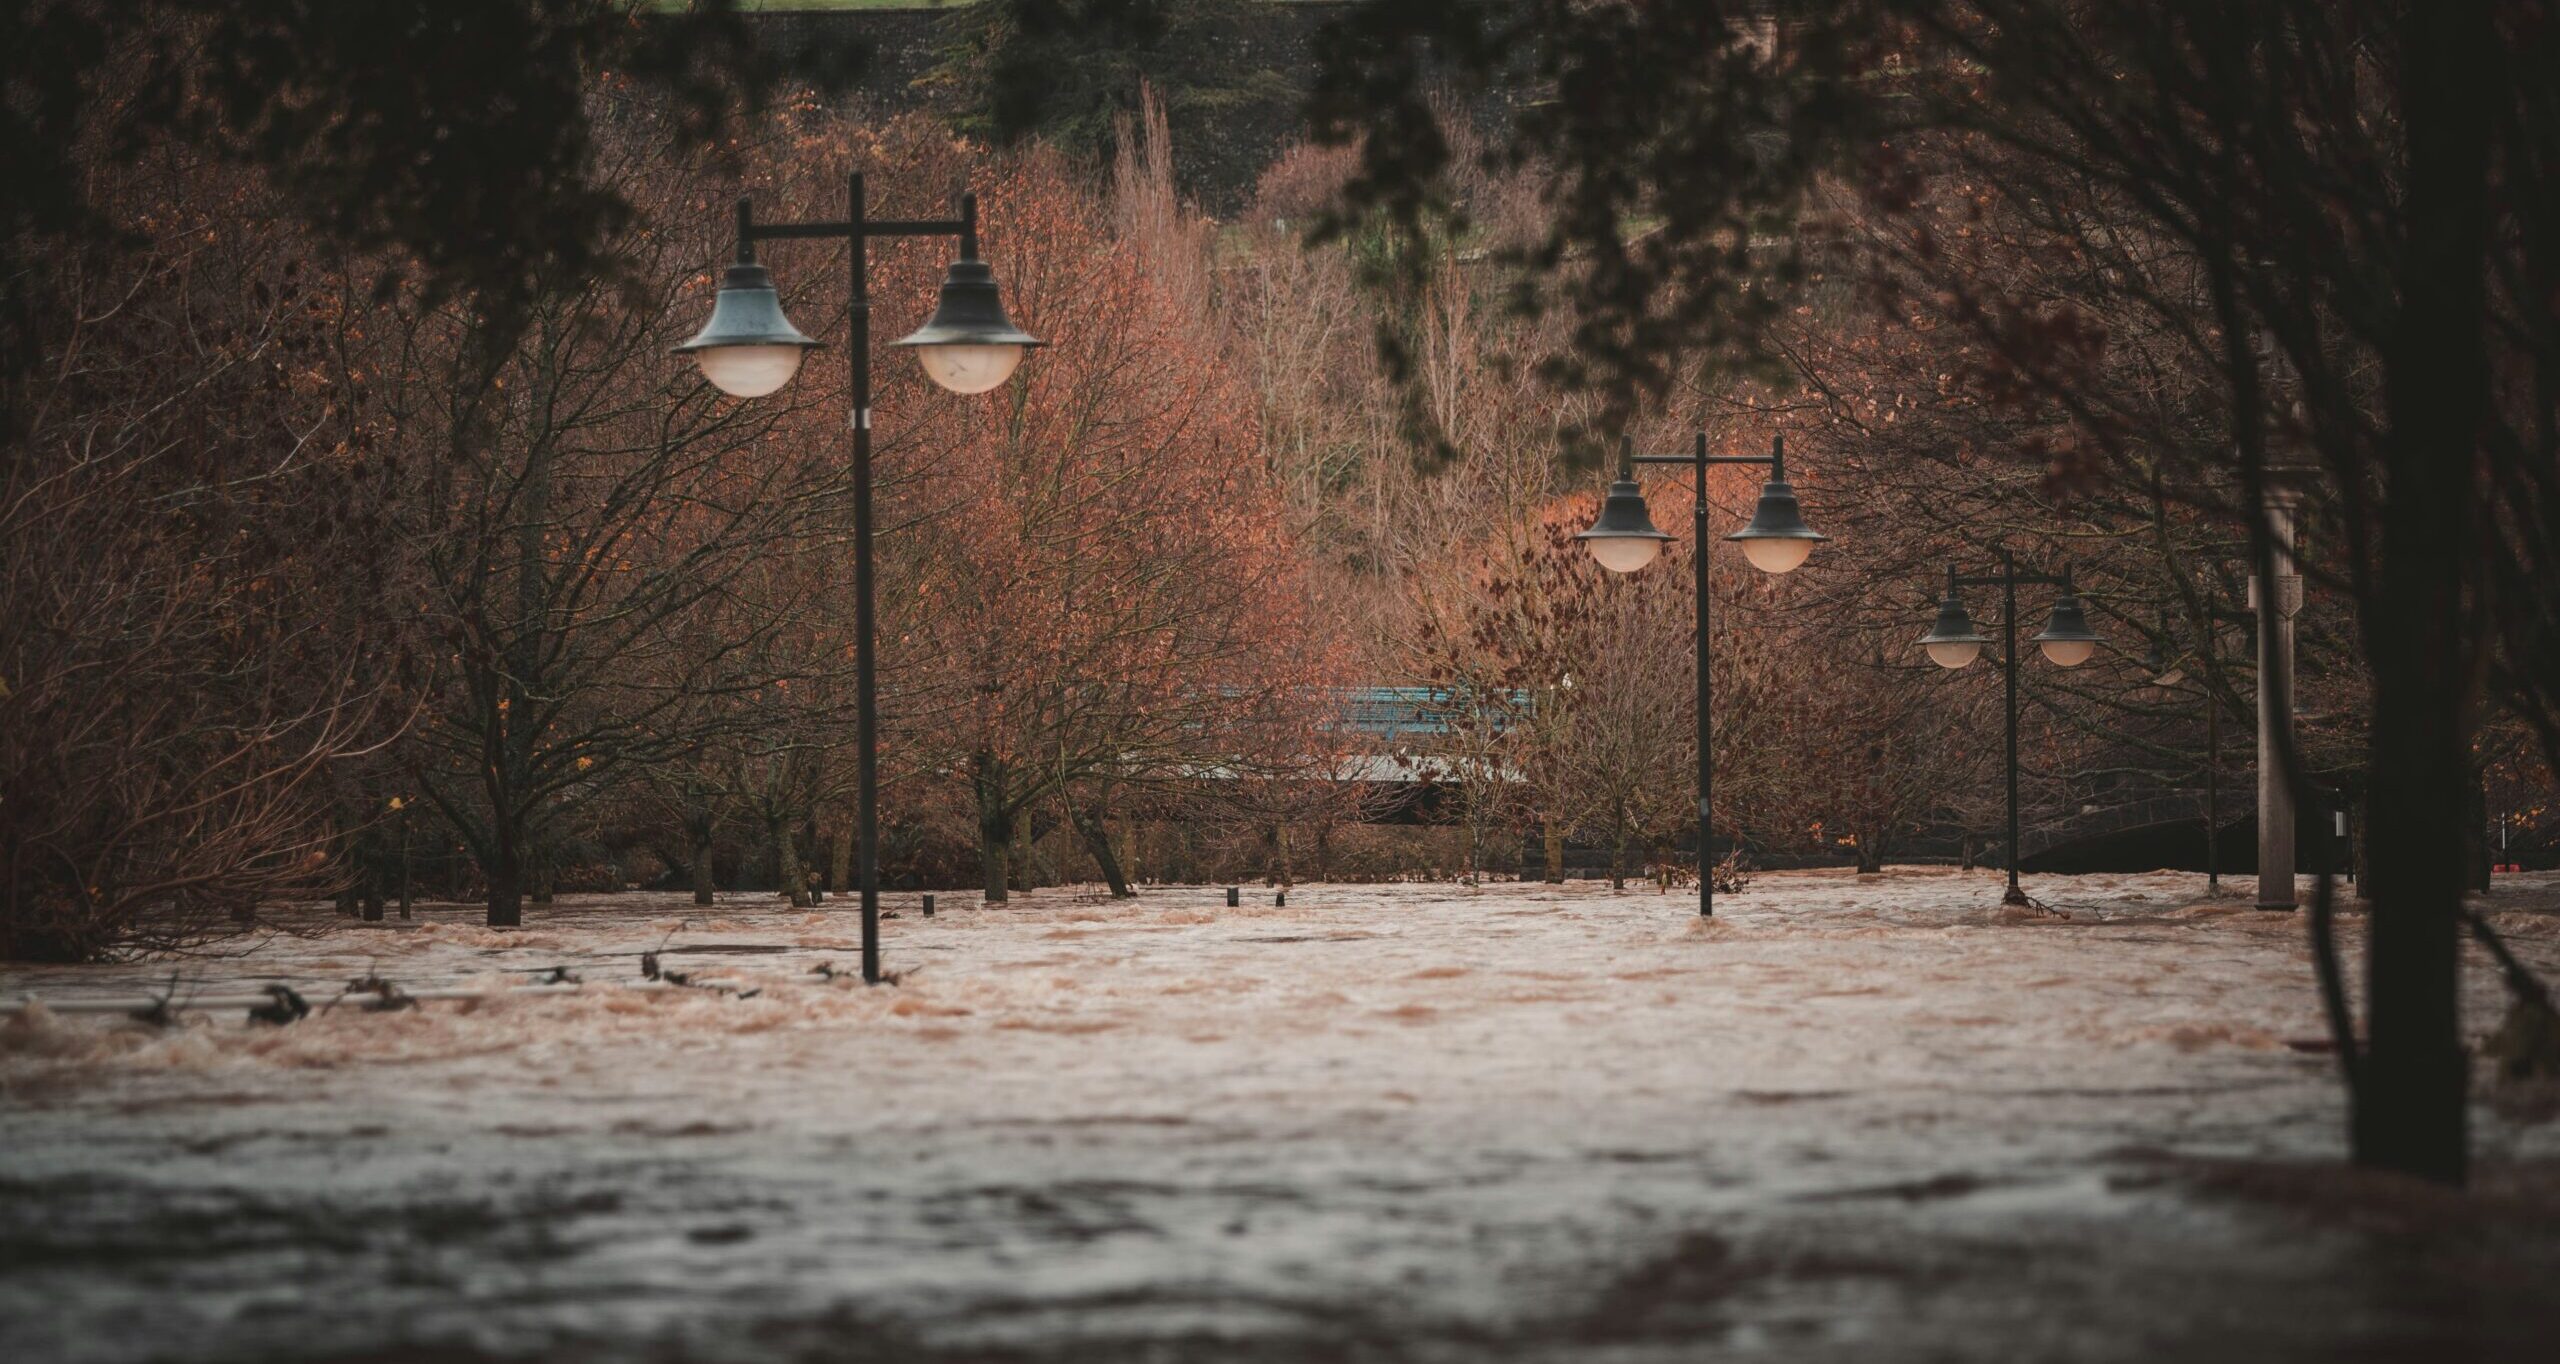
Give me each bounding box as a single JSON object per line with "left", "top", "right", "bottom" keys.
{"left": 733, "top": 189, "right": 981, "bottom": 261}
{"left": 747, "top": 218, "right": 966, "bottom": 242}
{"left": 1624, "top": 432, "right": 1790, "bottom": 479}
{"left": 1955, "top": 569, "right": 2065, "bottom": 589}
{"left": 1631, "top": 454, "right": 1777, "bottom": 468}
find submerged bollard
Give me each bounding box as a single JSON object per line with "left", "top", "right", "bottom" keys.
{"left": 1225, "top": 886, "right": 1240, "bottom": 907}
{"left": 922, "top": 893, "right": 936, "bottom": 917}
{"left": 1275, "top": 889, "right": 1287, "bottom": 907}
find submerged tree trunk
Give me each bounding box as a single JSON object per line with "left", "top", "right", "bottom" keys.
{"left": 1607, "top": 807, "right": 1628, "bottom": 891}
{"left": 1072, "top": 804, "right": 1134, "bottom": 898}
{"left": 980, "top": 835, "right": 1009, "bottom": 904}
{"left": 773, "top": 817, "right": 811, "bottom": 909}
{"left": 829, "top": 817, "right": 853, "bottom": 897}
{"left": 797, "top": 817, "right": 823, "bottom": 903}
{"left": 485, "top": 835, "right": 523, "bottom": 929}
{"left": 1010, "top": 815, "right": 1032, "bottom": 893}
{"left": 488, "top": 386, "right": 551, "bottom": 931}
{"left": 690, "top": 836, "right": 717, "bottom": 907}
{"left": 1177, "top": 820, "right": 1202, "bottom": 884}
{"left": 973, "top": 751, "right": 1012, "bottom": 904}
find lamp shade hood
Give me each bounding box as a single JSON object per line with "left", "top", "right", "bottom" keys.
{"left": 1919, "top": 588, "right": 1988, "bottom": 668}
{"left": 891, "top": 259, "right": 1044, "bottom": 351}
{"left": 2033, "top": 590, "right": 2101, "bottom": 667}
{"left": 675, "top": 262, "right": 823, "bottom": 355}
{"left": 1726, "top": 479, "right": 1826, "bottom": 574}
{"left": 1578, "top": 479, "right": 1672, "bottom": 573}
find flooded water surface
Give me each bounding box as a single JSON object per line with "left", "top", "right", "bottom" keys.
{"left": 6, "top": 870, "right": 2558, "bottom": 1361}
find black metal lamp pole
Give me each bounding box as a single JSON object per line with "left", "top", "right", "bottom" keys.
{"left": 397, "top": 798, "right": 413, "bottom": 920}
{"left": 1580, "top": 433, "right": 1824, "bottom": 916}
{"left": 1921, "top": 552, "right": 2100, "bottom": 906}
{"left": 2206, "top": 671, "right": 2221, "bottom": 892}
{"left": 677, "top": 174, "right": 1041, "bottom": 984}
{"left": 2153, "top": 606, "right": 2254, "bottom": 894}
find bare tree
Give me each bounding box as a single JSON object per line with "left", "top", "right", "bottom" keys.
{"left": 2, "top": 151, "right": 400, "bottom": 959}
{"left": 368, "top": 115, "right": 843, "bottom": 927}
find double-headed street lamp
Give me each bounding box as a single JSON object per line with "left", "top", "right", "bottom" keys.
{"left": 678, "top": 175, "right": 1042, "bottom": 984}
{"left": 1578, "top": 433, "right": 1826, "bottom": 916}
{"left": 1917, "top": 552, "right": 2102, "bottom": 906}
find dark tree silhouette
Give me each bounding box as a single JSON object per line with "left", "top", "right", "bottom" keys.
{"left": 1, "top": 0, "right": 777, "bottom": 422}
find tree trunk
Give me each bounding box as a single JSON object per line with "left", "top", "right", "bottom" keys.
{"left": 1010, "top": 815, "right": 1032, "bottom": 893}
{"left": 980, "top": 834, "right": 1009, "bottom": 904}
{"left": 690, "top": 836, "right": 717, "bottom": 907}
{"left": 1855, "top": 830, "right": 1884, "bottom": 875}
{"left": 973, "top": 751, "right": 1012, "bottom": 904}
{"left": 829, "top": 817, "right": 853, "bottom": 896}
{"left": 2352, "top": 0, "right": 2491, "bottom": 1187}
{"left": 773, "top": 817, "right": 811, "bottom": 909}
{"left": 2360, "top": 561, "right": 2473, "bottom": 1186}
{"left": 334, "top": 826, "right": 360, "bottom": 916}
{"left": 485, "top": 835, "right": 523, "bottom": 929}
{"left": 1072, "top": 804, "right": 1134, "bottom": 898}
{"left": 1608, "top": 808, "right": 1628, "bottom": 891}
{"left": 1543, "top": 822, "right": 1565, "bottom": 884}
{"left": 1275, "top": 822, "right": 1294, "bottom": 888}
{"left": 492, "top": 391, "right": 550, "bottom": 933}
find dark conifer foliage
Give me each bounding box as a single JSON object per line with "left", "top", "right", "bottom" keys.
{"left": 0, "top": 0, "right": 781, "bottom": 421}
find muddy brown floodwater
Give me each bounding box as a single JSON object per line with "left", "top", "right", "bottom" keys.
{"left": 5, "top": 868, "right": 2558, "bottom": 1362}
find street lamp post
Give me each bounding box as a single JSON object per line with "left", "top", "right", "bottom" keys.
{"left": 1917, "top": 552, "right": 2101, "bottom": 906}
{"left": 2144, "top": 606, "right": 2252, "bottom": 895}
{"left": 395, "top": 796, "right": 413, "bottom": 920}
{"left": 2249, "top": 472, "right": 2311, "bottom": 911}
{"left": 1577, "top": 432, "right": 1826, "bottom": 916}
{"left": 677, "top": 174, "right": 1042, "bottom": 984}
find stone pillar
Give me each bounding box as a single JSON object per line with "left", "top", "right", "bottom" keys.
{"left": 2251, "top": 476, "right": 2308, "bottom": 910}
